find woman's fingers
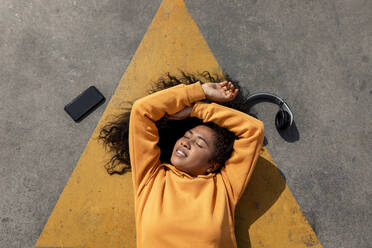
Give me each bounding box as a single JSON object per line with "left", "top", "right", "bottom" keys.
{"left": 228, "top": 82, "right": 234, "bottom": 91}
{"left": 165, "top": 113, "right": 177, "bottom": 120}
{"left": 228, "top": 88, "right": 239, "bottom": 99}
{"left": 166, "top": 114, "right": 180, "bottom": 120}
{"left": 221, "top": 81, "right": 228, "bottom": 89}
{"left": 219, "top": 81, "right": 236, "bottom": 98}
{"left": 233, "top": 89, "right": 239, "bottom": 99}
{"left": 222, "top": 81, "right": 234, "bottom": 90}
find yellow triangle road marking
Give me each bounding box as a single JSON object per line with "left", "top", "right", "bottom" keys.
{"left": 36, "top": 0, "right": 322, "bottom": 247}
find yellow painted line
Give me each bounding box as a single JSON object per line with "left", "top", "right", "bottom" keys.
{"left": 35, "top": 0, "right": 322, "bottom": 247}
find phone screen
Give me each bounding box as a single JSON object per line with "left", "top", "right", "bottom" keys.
{"left": 64, "top": 86, "right": 105, "bottom": 122}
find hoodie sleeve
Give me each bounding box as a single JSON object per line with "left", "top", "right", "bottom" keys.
{"left": 129, "top": 82, "right": 206, "bottom": 195}
{"left": 190, "top": 101, "right": 264, "bottom": 205}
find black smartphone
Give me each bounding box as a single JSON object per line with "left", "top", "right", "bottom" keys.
{"left": 64, "top": 86, "right": 105, "bottom": 122}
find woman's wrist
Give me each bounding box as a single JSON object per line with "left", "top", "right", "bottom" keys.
{"left": 201, "top": 83, "right": 211, "bottom": 100}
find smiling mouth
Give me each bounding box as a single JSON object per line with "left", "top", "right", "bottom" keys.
{"left": 176, "top": 149, "right": 187, "bottom": 158}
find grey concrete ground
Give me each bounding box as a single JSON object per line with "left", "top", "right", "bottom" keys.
{"left": 0, "top": 0, "right": 371, "bottom": 247}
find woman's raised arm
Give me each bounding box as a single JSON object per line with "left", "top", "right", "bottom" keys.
{"left": 129, "top": 82, "right": 206, "bottom": 195}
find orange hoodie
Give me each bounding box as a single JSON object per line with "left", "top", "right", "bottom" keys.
{"left": 129, "top": 82, "right": 264, "bottom": 248}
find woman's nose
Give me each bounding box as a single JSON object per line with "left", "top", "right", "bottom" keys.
{"left": 181, "top": 140, "right": 191, "bottom": 149}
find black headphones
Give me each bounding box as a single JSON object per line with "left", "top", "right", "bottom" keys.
{"left": 245, "top": 93, "right": 294, "bottom": 131}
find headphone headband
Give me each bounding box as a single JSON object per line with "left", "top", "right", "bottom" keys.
{"left": 245, "top": 92, "right": 283, "bottom": 106}
{"left": 245, "top": 92, "right": 294, "bottom": 128}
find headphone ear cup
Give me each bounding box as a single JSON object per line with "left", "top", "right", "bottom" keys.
{"left": 275, "top": 109, "right": 291, "bottom": 130}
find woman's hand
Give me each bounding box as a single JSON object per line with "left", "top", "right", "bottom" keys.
{"left": 165, "top": 81, "right": 238, "bottom": 120}
{"left": 202, "top": 81, "right": 239, "bottom": 103}
{"left": 165, "top": 105, "right": 193, "bottom": 120}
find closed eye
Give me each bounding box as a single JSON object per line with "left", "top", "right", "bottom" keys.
{"left": 187, "top": 130, "right": 209, "bottom": 147}
{"left": 183, "top": 135, "right": 203, "bottom": 148}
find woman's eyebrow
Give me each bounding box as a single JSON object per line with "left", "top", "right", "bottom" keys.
{"left": 187, "top": 130, "right": 209, "bottom": 147}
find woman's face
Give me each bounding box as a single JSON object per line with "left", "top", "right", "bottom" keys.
{"left": 170, "top": 125, "right": 218, "bottom": 177}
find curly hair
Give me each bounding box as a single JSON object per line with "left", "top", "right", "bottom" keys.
{"left": 203, "top": 121, "right": 236, "bottom": 172}
{"left": 98, "top": 71, "right": 252, "bottom": 175}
